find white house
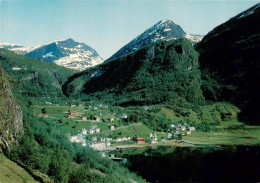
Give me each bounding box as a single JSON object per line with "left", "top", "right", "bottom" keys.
{"left": 82, "top": 116, "right": 87, "bottom": 120}
{"left": 92, "top": 137, "right": 97, "bottom": 141}
{"left": 82, "top": 129, "right": 88, "bottom": 135}
{"left": 115, "top": 137, "right": 122, "bottom": 142}
{"left": 89, "top": 129, "right": 95, "bottom": 134}
{"left": 109, "top": 125, "right": 115, "bottom": 130}
{"left": 151, "top": 139, "right": 158, "bottom": 144}
{"left": 189, "top": 127, "right": 195, "bottom": 131}
{"left": 95, "top": 128, "right": 100, "bottom": 133}
{"left": 12, "top": 67, "right": 22, "bottom": 71}
{"left": 168, "top": 133, "right": 173, "bottom": 139}
{"left": 82, "top": 142, "right": 87, "bottom": 147}
{"left": 70, "top": 135, "right": 81, "bottom": 143}
{"left": 120, "top": 113, "right": 128, "bottom": 119}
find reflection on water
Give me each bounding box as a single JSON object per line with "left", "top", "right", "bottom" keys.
{"left": 115, "top": 146, "right": 260, "bottom": 183}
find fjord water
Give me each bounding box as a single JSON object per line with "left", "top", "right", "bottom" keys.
{"left": 116, "top": 146, "right": 260, "bottom": 183}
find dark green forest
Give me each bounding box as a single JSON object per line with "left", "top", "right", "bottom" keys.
{"left": 63, "top": 39, "right": 204, "bottom": 109}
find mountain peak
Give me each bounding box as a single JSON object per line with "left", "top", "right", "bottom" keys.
{"left": 158, "top": 19, "right": 175, "bottom": 25}
{"left": 24, "top": 39, "right": 103, "bottom": 70}
{"left": 106, "top": 19, "right": 186, "bottom": 61}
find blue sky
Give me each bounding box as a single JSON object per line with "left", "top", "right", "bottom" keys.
{"left": 0, "top": 0, "right": 259, "bottom": 59}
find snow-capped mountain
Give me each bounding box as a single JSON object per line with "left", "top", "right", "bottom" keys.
{"left": 24, "top": 38, "right": 103, "bottom": 70}
{"left": 106, "top": 19, "right": 203, "bottom": 62}
{"left": 0, "top": 43, "right": 32, "bottom": 54}
{"left": 185, "top": 34, "right": 203, "bottom": 44}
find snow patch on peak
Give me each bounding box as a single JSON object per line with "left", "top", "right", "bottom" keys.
{"left": 43, "top": 52, "right": 54, "bottom": 58}
{"left": 185, "top": 34, "right": 204, "bottom": 44}
{"left": 161, "top": 19, "right": 167, "bottom": 23}
{"left": 164, "top": 28, "right": 171, "bottom": 32}
{"left": 0, "top": 43, "right": 23, "bottom": 47}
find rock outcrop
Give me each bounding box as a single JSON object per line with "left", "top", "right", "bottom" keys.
{"left": 0, "top": 64, "right": 23, "bottom": 142}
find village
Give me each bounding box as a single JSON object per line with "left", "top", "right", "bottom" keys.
{"left": 64, "top": 103, "right": 196, "bottom": 151}
{"left": 34, "top": 102, "right": 197, "bottom": 153}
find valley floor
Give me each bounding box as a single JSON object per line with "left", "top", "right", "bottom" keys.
{"left": 31, "top": 103, "right": 260, "bottom": 152}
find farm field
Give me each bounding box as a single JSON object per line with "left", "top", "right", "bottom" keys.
{"left": 183, "top": 125, "right": 260, "bottom": 145}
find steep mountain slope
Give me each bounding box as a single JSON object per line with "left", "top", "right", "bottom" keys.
{"left": 63, "top": 39, "right": 204, "bottom": 107}
{"left": 106, "top": 20, "right": 203, "bottom": 61}
{"left": 0, "top": 65, "right": 23, "bottom": 142}
{"left": 195, "top": 3, "right": 260, "bottom": 124}
{"left": 0, "top": 48, "right": 77, "bottom": 101}
{"left": 25, "top": 38, "right": 103, "bottom": 70}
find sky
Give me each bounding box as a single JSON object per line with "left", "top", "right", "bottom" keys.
{"left": 0, "top": 0, "right": 259, "bottom": 59}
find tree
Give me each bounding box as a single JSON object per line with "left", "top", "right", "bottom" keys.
{"left": 41, "top": 107, "right": 47, "bottom": 114}
{"left": 48, "top": 149, "right": 72, "bottom": 183}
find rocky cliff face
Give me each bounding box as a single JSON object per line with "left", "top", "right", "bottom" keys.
{"left": 0, "top": 65, "right": 23, "bottom": 142}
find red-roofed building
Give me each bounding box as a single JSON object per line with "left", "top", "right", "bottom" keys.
{"left": 136, "top": 138, "right": 145, "bottom": 143}
{"left": 67, "top": 114, "right": 74, "bottom": 119}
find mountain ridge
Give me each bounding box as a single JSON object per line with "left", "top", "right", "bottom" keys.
{"left": 106, "top": 19, "right": 203, "bottom": 62}
{"left": 195, "top": 2, "right": 260, "bottom": 124}
{"left": 0, "top": 38, "right": 104, "bottom": 71}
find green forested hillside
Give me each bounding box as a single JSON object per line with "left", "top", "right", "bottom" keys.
{"left": 63, "top": 39, "right": 204, "bottom": 109}
{"left": 195, "top": 3, "right": 260, "bottom": 124}
{"left": 0, "top": 50, "right": 145, "bottom": 183}
{"left": 0, "top": 48, "right": 77, "bottom": 103}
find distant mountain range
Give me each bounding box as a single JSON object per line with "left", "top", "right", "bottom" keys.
{"left": 106, "top": 19, "right": 203, "bottom": 61}
{"left": 1, "top": 19, "right": 202, "bottom": 67}
{"left": 0, "top": 38, "right": 103, "bottom": 71}
{"left": 0, "top": 43, "right": 31, "bottom": 55}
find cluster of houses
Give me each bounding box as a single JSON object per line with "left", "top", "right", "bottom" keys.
{"left": 69, "top": 133, "right": 133, "bottom": 150}
{"left": 82, "top": 126, "right": 101, "bottom": 135}
{"left": 69, "top": 133, "right": 87, "bottom": 147}
{"left": 90, "top": 139, "right": 111, "bottom": 150}
{"left": 114, "top": 136, "right": 131, "bottom": 142}
{"left": 168, "top": 124, "right": 196, "bottom": 139}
